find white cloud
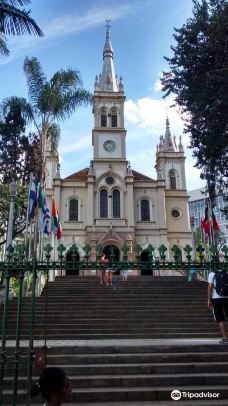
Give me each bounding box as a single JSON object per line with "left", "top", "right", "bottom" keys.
{"left": 59, "top": 134, "right": 91, "bottom": 154}
{"left": 151, "top": 71, "right": 163, "bottom": 93}
{"left": 124, "top": 94, "right": 205, "bottom": 190}
{"left": 153, "top": 78, "right": 163, "bottom": 92}
{"left": 45, "top": 5, "right": 135, "bottom": 39}
{"left": 125, "top": 96, "right": 183, "bottom": 135}
{"left": 0, "top": 4, "right": 137, "bottom": 65}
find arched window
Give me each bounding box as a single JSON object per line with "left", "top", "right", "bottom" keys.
{"left": 169, "top": 170, "right": 177, "bottom": 189}
{"left": 111, "top": 107, "right": 118, "bottom": 127}
{"left": 100, "top": 189, "right": 108, "bottom": 218}
{"left": 69, "top": 199, "right": 78, "bottom": 221}
{"left": 141, "top": 199, "right": 150, "bottom": 221}
{"left": 101, "top": 108, "right": 107, "bottom": 127}
{"left": 113, "top": 189, "right": 120, "bottom": 218}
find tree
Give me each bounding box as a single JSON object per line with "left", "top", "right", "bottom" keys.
{"left": 0, "top": 97, "right": 40, "bottom": 245}
{"left": 0, "top": 58, "right": 92, "bottom": 248}
{"left": 161, "top": 0, "right": 228, "bottom": 201}
{"left": 0, "top": 0, "right": 43, "bottom": 56}
{"left": 2, "top": 56, "right": 92, "bottom": 179}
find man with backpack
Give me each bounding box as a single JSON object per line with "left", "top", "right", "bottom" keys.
{"left": 208, "top": 268, "right": 228, "bottom": 344}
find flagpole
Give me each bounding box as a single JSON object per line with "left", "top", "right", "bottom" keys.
{"left": 25, "top": 173, "right": 33, "bottom": 257}
{"left": 33, "top": 223, "right": 38, "bottom": 258}
{"left": 28, "top": 223, "right": 32, "bottom": 259}
{"left": 207, "top": 196, "right": 215, "bottom": 247}
{"left": 38, "top": 230, "right": 42, "bottom": 261}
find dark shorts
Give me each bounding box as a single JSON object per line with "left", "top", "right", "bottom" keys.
{"left": 212, "top": 298, "right": 228, "bottom": 322}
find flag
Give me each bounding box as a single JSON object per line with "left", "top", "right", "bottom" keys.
{"left": 212, "top": 210, "right": 219, "bottom": 231}
{"left": 29, "top": 180, "right": 37, "bottom": 220}
{"left": 43, "top": 197, "right": 51, "bottom": 236}
{"left": 37, "top": 185, "right": 46, "bottom": 230}
{"left": 201, "top": 206, "right": 210, "bottom": 235}
{"left": 52, "top": 198, "right": 59, "bottom": 232}
{"left": 52, "top": 198, "right": 62, "bottom": 240}
{"left": 57, "top": 220, "right": 62, "bottom": 240}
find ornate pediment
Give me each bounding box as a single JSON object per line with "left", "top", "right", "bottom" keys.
{"left": 99, "top": 227, "right": 123, "bottom": 244}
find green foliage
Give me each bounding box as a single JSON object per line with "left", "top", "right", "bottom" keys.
{"left": 0, "top": 0, "right": 43, "bottom": 56}
{"left": 96, "top": 244, "right": 103, "bottom": 257}
{"left": 121, "top": 243, "right": 129, "bottom": 254}
{"left": 162, "top": 0, "right": 228, "bottom": 199}
{"left": 134, "top": 244, "right": 142, "bottom": 256}
{"left": 83, "top": 243, "right": 91, "bottom": 256}
{"left": 0, "top": 99, "right": 40, "bottom": 244}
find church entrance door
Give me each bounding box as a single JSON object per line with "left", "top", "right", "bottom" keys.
{"left": 66, "top": 251, "right": 80, "bottom": 275}
{"left": 141, "top": 249, "right": 153, "bottom": 275}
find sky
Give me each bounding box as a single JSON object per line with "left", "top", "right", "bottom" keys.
{"left": 1, "top": 0, "right": 206, "bottom": 191}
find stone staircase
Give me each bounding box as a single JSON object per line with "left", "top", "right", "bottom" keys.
{"left": 2, "top": 275, "right": 228, "bottom": 405}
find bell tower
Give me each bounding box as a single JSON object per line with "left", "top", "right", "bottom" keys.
{"left": 92, "top": 21, "right": 127, "bottom": 162}
{"left": 155, "top": 117, "right": 186, "bottom": 190}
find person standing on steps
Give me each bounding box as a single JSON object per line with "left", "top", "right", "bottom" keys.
{"left": 31, "top": 366, "right": 71, "bottom": 405}
{"left": 104, "top": 254, "right": 113, "bottom": 286}
{"left": 208, "top": 269, "right": 228, "bottom": 344}
{"left": 99, "top": 253, "right": 109, "bottom": 284}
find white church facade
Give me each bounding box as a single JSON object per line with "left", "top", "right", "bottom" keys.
{"left": 45, "top": 26, "right": 192, "bottom": 268}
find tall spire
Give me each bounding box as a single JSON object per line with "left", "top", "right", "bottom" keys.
{"left": 99, "top": 20, "right": 118, "bottom": 92}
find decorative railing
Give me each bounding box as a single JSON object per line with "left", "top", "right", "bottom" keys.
{"left": 0, "top": 241, "right": 228, "bottom": 404}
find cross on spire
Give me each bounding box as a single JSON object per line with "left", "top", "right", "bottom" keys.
{"left": 105, "top": 19, "right": 111, "bottom": 30}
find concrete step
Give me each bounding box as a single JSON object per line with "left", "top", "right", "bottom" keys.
{"left": 4, "top": 373, "right": 228, "bottom": 390}
{"left": 5, "top": 361, "right": 228, "bottom": 377}
{"left": 3, "top": 385, "right": 228, "bottom": 403}
{"left": 2, "top": 276, "right": 227, "bottom": 404}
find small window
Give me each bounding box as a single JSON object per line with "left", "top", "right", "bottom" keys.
{"left": 106, "top": 176, "right": 115, "bottom": 185}
{"left": 169, "top": 170, "right": 176, "bottom": 189}
{"left": 111, "top": 108, "right": 118, "bottom": 127}
{"left": 171, "top": 209, "right": 180, "bottom": 218}
{"left": 100, "top": 189, "right": 108, "bottom": 218}
{"left": 113, "top": 189, "right": 120, "bottom": 218}
{"left": 101, "top": 108, "right": 107, "bottom": 127}
{"left": 141, "top": 199, "right": 150, "bottom": 221}
{"left": 69, "top": 199, "right": 78, "bottom": 221}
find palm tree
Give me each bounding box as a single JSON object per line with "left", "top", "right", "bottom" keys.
{"left": 0, "top": 0, "right": 43, "bottom": 55}
{"left": 1, "top": 56, "right": 92, "bottom": 178}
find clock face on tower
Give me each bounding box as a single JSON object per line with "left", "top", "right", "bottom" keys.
{"left": 103, "top": 139, "right": 116, "bottom": 152}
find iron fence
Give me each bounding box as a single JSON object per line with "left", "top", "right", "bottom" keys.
{"left": 0, "top": 241, "right": 228, "bottom": 405}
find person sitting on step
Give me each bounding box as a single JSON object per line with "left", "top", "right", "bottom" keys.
{"left": 31, "top": 366, "right": 71, "bottom": 405}
{"left": 121, "top": 268, "right": 128, "bottom": 283}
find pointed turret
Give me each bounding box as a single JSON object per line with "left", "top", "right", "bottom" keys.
{"left": 99, "top": 21, "right": 118, "bottom": 92}
{"left": 163, "top": 117, "right": 175, "bottom": 151}
{"left": 178, "top": 136, "right": 184, "bottom": 152}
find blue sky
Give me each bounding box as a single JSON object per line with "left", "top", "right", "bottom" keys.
{"left": 1, "top": 0, "right": 206, "bottom": 191}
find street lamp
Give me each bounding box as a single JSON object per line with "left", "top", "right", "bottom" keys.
{"left": 6, "top": 180, "right": 17, "bottom": 250}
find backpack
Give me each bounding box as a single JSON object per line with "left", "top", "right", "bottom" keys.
{"left": 213, "top": 270, "right": 228, "bottom": 296}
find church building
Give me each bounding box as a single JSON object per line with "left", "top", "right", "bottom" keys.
{"left": 45, "top": 25, "right": 192, "bottom": 268}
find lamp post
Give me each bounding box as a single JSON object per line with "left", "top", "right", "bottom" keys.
{"left": 6, "top": 180, "right": 17, "bottom": 250}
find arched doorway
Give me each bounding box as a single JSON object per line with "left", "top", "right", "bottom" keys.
{"left": 141, "top": 249, "right": 153, "bottom": 275}
{"left": 103, "top": 244, "right": 120, "bottom": 275}
{"left": 66, "top": 250, "right": 80, "bottom": 275}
